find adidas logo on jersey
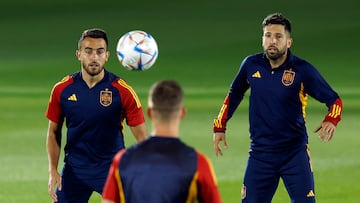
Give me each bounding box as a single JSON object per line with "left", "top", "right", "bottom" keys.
{"left": 307, "top": 190, "right": 315, "bottom": 197}
{"left": 252, "top": 71, "right": 261, "bottom": 78}
{"left": 68, "top": 94, "right": 77, "bottom": 101}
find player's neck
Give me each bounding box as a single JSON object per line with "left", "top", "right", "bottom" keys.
{"left": 81, "top": 69, "right": 105, "bottom": 88}
{"left": 268, "top": 53, "right": 288, "bottom": 69}
{"left": 151, "top": 121, "right": 180, "bottom": 138}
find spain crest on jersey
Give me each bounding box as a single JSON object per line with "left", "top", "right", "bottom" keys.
{"left": 282, "top": 69, "right": 295, "bottom": 86}
{"left": 100, "top": 88, "right": 112, "bottom": 107}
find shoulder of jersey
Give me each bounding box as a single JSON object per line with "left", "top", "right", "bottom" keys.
{"left": 54, "top": 75, "right": 74, "bottom": 88}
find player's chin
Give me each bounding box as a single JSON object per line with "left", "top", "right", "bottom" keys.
{"left": 85, "top": 67, "right": 103, "bottom": 76}
{"left": 266, "top": 49, "right": 277, "bottom": 56}
{"left": 266, "top": 52, "right": 281, "bottom": 60}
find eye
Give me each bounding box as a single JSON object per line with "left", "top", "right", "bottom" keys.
{"left": 96, "top": 49, "right": 105, "bottom": 55}
{"left": 275, "top": 34, "right": 283, "bottom": 39}
{"left": 264, "top": 33, "right": 271, "bottom": 38}
{"left": 84, "top": 48, "right": 93, "bottom": 55}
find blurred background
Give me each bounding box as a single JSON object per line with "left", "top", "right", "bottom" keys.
{"left": 0, "top": 0, "right": 359, "bottom": 202}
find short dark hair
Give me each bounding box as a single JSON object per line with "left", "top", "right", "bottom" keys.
{"left": 262, "top": 13, "right": 291, "bottom": 34}
{"left": 77, "top": 28, "right": 108, "bottom": 49}
{"left": 148, "top": 80, "right": 183, "bottom": 120}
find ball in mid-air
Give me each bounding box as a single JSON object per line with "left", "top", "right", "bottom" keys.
{"left": 116, "top": 30, "right": 158, "bottom": 71}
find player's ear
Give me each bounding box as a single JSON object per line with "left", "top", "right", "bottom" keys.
{"left": 76, "top": 50, "right": 81, "bottom": 60}
{"left": 106, "top": 50, "right": 110, "bottom": 61}
{"left": 147, "top": 108, "right": 153, "bottom": 119}
{"left": 287, "top": 37, "right": 293, "bottom": 48}
{"left": 180, "top": 107, "right": 186, "bottom": 120}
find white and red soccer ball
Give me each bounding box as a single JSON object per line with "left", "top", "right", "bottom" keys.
{"left": 116, "top": 30, "right": 158, "bottom": 71}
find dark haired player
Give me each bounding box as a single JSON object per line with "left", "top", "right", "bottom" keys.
{"left": 213, "top": 13, "right": 342, "bottom": 202}
{"left": 102, "top": 80, "right": 222, "bottom": 203}
{"left": 45, "top": 28, "right": 148, "bottom": 202}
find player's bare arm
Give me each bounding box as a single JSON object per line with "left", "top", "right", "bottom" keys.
{"left": 130, "top": 123, "right": 148, "bottom": 142}
{"left": 46, "top": 120, "right": 62, "bottom": 202}
{"left": 213, "top": 132, "right": 228, "bottom": 156}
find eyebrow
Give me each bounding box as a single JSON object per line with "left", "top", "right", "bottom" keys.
{"left": 84, "top": 47, "right": 106, "bottom": 50}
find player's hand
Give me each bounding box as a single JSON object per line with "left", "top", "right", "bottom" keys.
{"left": 48, "top": 170, "right": 62, "bottom": 202}
{"left": 213, "top": 132, "right": 228, "bottom": 156}
{"left": 314, "top": 121, "right": 336, "bottom": 142}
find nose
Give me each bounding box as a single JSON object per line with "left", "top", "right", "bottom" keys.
{"left": 90, "top": 51, "right": 98, "bottom": 60}
{"left": 270, "top": 36, "right": 277, "bottom": 44}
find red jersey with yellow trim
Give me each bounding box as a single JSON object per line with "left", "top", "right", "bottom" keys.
{"left": 45, "top": 70, "right": 145, "bottom": 177}
{"left": 102, "top": 136, "right": 222, "bottom": 203}
{"left": 214, "top": 51, "right": 342, "bottom": 152}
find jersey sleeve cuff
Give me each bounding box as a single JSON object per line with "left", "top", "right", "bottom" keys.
{"left": 213, "top": 118, "right": 226, "bottom": 133}
{"left": 323, "top": 98, "right": 342, "bottom": 126}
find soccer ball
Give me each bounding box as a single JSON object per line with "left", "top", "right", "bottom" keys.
{"left": 116, "top": 30, "right": 158, "bottom": 71}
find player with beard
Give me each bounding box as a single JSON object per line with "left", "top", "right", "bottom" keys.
{"left": 213, "top": 13, "right": 343, "bottom": 202}
{"left": 45, "top": 28, "right": 148, "bottom": 203}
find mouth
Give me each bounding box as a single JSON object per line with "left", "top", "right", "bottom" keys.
{"left": 266, "top": 47, "right": 279, "bottom": 56}
{"left": 267, "top": 46, "right": 278, "bottom": 52}
{"left": 89, "top": 62, "right": 99, "bottom": 68}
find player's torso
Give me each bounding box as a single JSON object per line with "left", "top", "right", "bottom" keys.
{"left": 60, "top": 77, "right": 122, "bottom": 128}
{"left": 247, "top": 63, "right": 303, "bottom": 104}
{"left": 242, "top": 55, "right": 309, "bottom": 151}
{"left": 59, "top": 72, "right": 126, "bottom": 166}
{"left": 119, "top": 137, "right": 198, "bottom": 203}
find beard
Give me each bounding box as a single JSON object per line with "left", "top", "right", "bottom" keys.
{"left": 83, "top": 62, "right": 104, "bottom": 76}
{"left": 265, "top": 46, "right": 287, "bottom": 61}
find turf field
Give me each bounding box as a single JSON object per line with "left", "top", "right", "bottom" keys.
{"left": 0, "top": 0, "right": 359, "bottom": 202}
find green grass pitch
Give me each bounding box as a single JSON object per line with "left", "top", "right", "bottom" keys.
{"left": 1, "top": 0, "right": 359, "bottom": 202}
